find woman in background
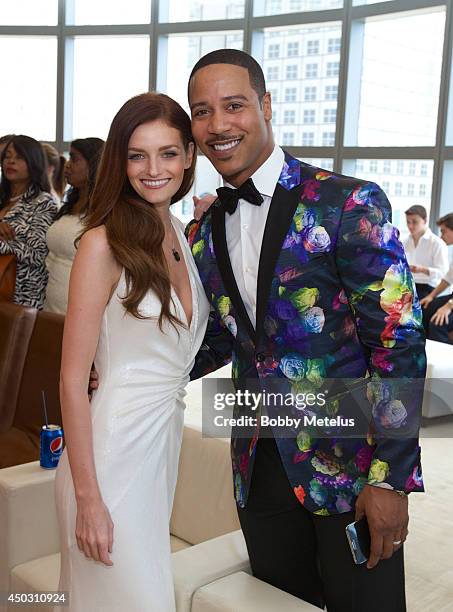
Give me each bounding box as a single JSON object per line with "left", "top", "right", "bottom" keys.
{"left": 44, "top": 137, "right": 104, "bottom": 314}
{"left": 0, "top": 135, "right": 57, "bottom": 308}
{"left": 42, "top": 142, "right": 67, "bottom": 203}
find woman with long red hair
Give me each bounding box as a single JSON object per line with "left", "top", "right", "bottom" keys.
{"left": 54, "top": 92, "right": 210, "bottom": 611}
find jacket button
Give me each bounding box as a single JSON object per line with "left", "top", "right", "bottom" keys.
{"left": 256, "top": 352, "right": 266, "bottom": 362}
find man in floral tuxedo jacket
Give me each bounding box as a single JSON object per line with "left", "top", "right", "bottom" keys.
{"left": 187, "top": 49, "right": 425, "bottom": 611}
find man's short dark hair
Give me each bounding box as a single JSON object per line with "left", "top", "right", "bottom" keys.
{"left": 188, "top": 49, "right": 266, "bottom": 104}
{"left": 405, "top": 205, "right": 427, "bottom": 221}
{"left": 437, "top": 212, "right": 453, "bottom": 231}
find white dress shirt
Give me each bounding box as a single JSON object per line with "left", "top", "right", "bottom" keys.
{"left": 224, "top": 145, "right": 285, "bottom": 328}
{"left": 403, "top": 228, "right": 449, "bottom": 288}
{"left": 443, "top": 260, "right": 453, "bottom": 287}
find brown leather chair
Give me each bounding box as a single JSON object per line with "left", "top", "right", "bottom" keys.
{"left": 0, "top": 309, "right": 64, "bottom": 469}
{"left": 0, "top": 303, "right": 37, "bottom": 433}
{"left": 0, "top": 254, "right": 16, "bottom": 302}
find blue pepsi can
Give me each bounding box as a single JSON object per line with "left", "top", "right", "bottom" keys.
{"left": 40, "top": 424, "right": 64, "bottom": 469}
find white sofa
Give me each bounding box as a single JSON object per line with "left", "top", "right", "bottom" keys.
{"left": 422, "top": 339, "right": 453, "bottom": 419}
{"left": 0, "top": 425, "right": 319, "bottom": 611}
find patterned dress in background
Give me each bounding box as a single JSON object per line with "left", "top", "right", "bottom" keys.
{"left": 0, "top": 186, "right": 57, "bottom": 309}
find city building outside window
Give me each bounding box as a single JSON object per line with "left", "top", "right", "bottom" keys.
{"left": 304, "top": 86, "right": 317, "bottom": 101}
{"left": 408, "top": 183, "right": 415, "bottom": 196}
{"left": 284, "top": 109, "right": 296, "bottom": 124}
{"left": 305, "top": 63, "right": 318, "bottom": 78}
{"left": 282, "top": 131, "right": 295, "bottom": 146}
{"left": 307, "top": 40, "right": 320, "bottom": 55}
{"left": 326, "top": 61, "right": 339, "bottom": 77}
{"left": 370, "top": 160, "right": 378, "bottom": 173}
{"left": 383, "top": 160, "right": 391, "bottom": 174}
{"left": 327, "top": 37, "right": 341, "bottom": 54}
{"left": 395, "top": 182, "right": 403, "bottom": 196}
{"left": 409, "top": 161, "right": 416, "bottom": 175}
{"left": 419, "top": 184, "right": 427, "bottom": 197}
{"left": 287, "top": 41, "right": 299, "bottom": 57}
{"left": 303, "top": 109, "right": 316, "bottom": 124}
{"left": 268, "top": 44, "right": 280, "bottom": 58}
{"left": 322, "top": 131, "right": 335, "bottom": 146}
{"left": 286, "top": 64, "right": 298, "bottom": 79}
{"left": 323, "top": 108, "right": 336, "bottom": 123}
{"left": 267, "top": 66, "right": 279, "bottom": 81}
{"left": 421, "top": 163, "right": 428, "bottom": 176}
{"left": 302, "top": 132, "right": 315, "bottom": 146}
{"left": 325, "top": 85, "right": 338, "bottom": 100}
{"left": 396, "top": 161, "right": 404, "bottom": 174}
{"left": 285, "top": 87, "right": 297, "bottom": 102}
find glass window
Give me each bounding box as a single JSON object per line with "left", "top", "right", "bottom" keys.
{"left": 0, "top": 0, "right": 57, "bottom": 25}
{"left": 396, "top": 161, "right": 404, "bottom": 175}
{"left": 409, "top": 162, "right": 416, "bottom": 176}
{"left": 282, "top": 132, "right": 295, "bottom": 146}
{"left": 383, "top": 160, "right": 391, "bottom": 174}
{"left": 286, "top": 65, "right": 298, "bottom": 80}
{"left": 254, "top": 0, "right": 342, "bottom": 16}
{"left": 303, "top": 110, "right": 316, "bottom": 124}
{"left": 307, "top": 40, "right": 320, "bottom": 55}
{"left": 301, "top": 158, "right": 334, "bottom": 171}
{"left": 69, "top": 0, "right": 151, "bottom": 25}
{"left": 302, "top": 132, "right": 315, "bottom": 146}
{"left": 269, "top": 88, "right": 279, "bottom": 103}
{"left": 0, "top": 37, "right": 57, "bottom": 141}
{"left": 268, "top": 44, "right": 280, "bottom": 59}
{"left": 284, "top": 110, "right": 296, "bottom": 125}
{"left": 172, "top": 156, "right": 222, "bottom": 225}
{"left": 285, "top": 88, "right": 297, "bottom": 103}
{"left": 325, "top": 85, "right": 338, "bottom": 101}
{"left": 421, "top": 163, "right": 428, "bottom": 177}
{"left": 305, "top": 63, "right": 318, "bottom": 78}
{"left": 352, "top": 0, "right": 392, "bottom": 5}
{"left": 345, "top": 9, "right": 445, "bottom": 146}
{"left": 267, "top": 66, "right": 280, "bottom": 81}
{"left": 70, "top": 36, "right": 150, "bottom": 139}
{"left": 326, "top": 61, "right": 339, "bottom": 77}
{"left": 160, "top": 0, "right": 245, "bottom": 22}
{"left": 160, "top": 32, "right": 243, "bottom": 111}
{"left": 304, "top": 87, "right": 317, "bottom": 102}
{"left": 322, "top": 131, "right": 335, "bottom": 146}
{"left": 287, "top": 42, "right": 300, "bottom": 57}
{"left": 323, "top": 108, "right": 336, "bottom": 123}
{"left": 344, "top": 159, "right": 434, "bottom": 237}
{"left": 327, "top": 37, "right": 341, "bottom": 54}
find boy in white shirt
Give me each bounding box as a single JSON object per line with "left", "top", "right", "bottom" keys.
{"left": 403, "top": 204, "right": 448, "bottom": 300}
{"left": 420, "top": 212, "right": 453, "bottom": 343}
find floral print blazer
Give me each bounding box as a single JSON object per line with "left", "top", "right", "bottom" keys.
{"left": 187, "top": 152, "right": 426, "bottom": 515}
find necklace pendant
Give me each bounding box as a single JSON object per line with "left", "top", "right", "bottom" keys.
{"left": 172, "top": 248, "right": 181, "bottom": 262}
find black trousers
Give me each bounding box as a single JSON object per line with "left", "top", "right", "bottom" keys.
{"left": 236, "top": 437, "right": 406, "bottom": 612}
{"left": 422, "top": 293, "right": 453, "bottom": 343}
{"left": 415, "top": 282, "right": 433, "bottom": 300}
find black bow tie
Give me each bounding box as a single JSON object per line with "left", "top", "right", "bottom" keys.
{"left": 216, "top": 178, "right": 264, "bottom": 215}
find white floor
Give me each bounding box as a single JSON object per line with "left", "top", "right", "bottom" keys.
{"left": 185, "top": 371, "right": 453, "bottom": 612}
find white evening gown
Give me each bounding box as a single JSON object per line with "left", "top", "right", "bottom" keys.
{"left": 54, "top": 216, "right": 209, "bottom": 612}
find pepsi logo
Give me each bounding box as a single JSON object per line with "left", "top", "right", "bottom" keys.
{"left": 50, "top": 436, "right": 63, "bottom": 454}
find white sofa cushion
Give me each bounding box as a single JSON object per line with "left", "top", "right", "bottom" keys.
{"left": 192, "top": 571, "right": 321, "bottom": 611}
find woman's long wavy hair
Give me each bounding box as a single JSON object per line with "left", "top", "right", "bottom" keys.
{"left": 84, "top": 92, "right": 197, "bottom": 329}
